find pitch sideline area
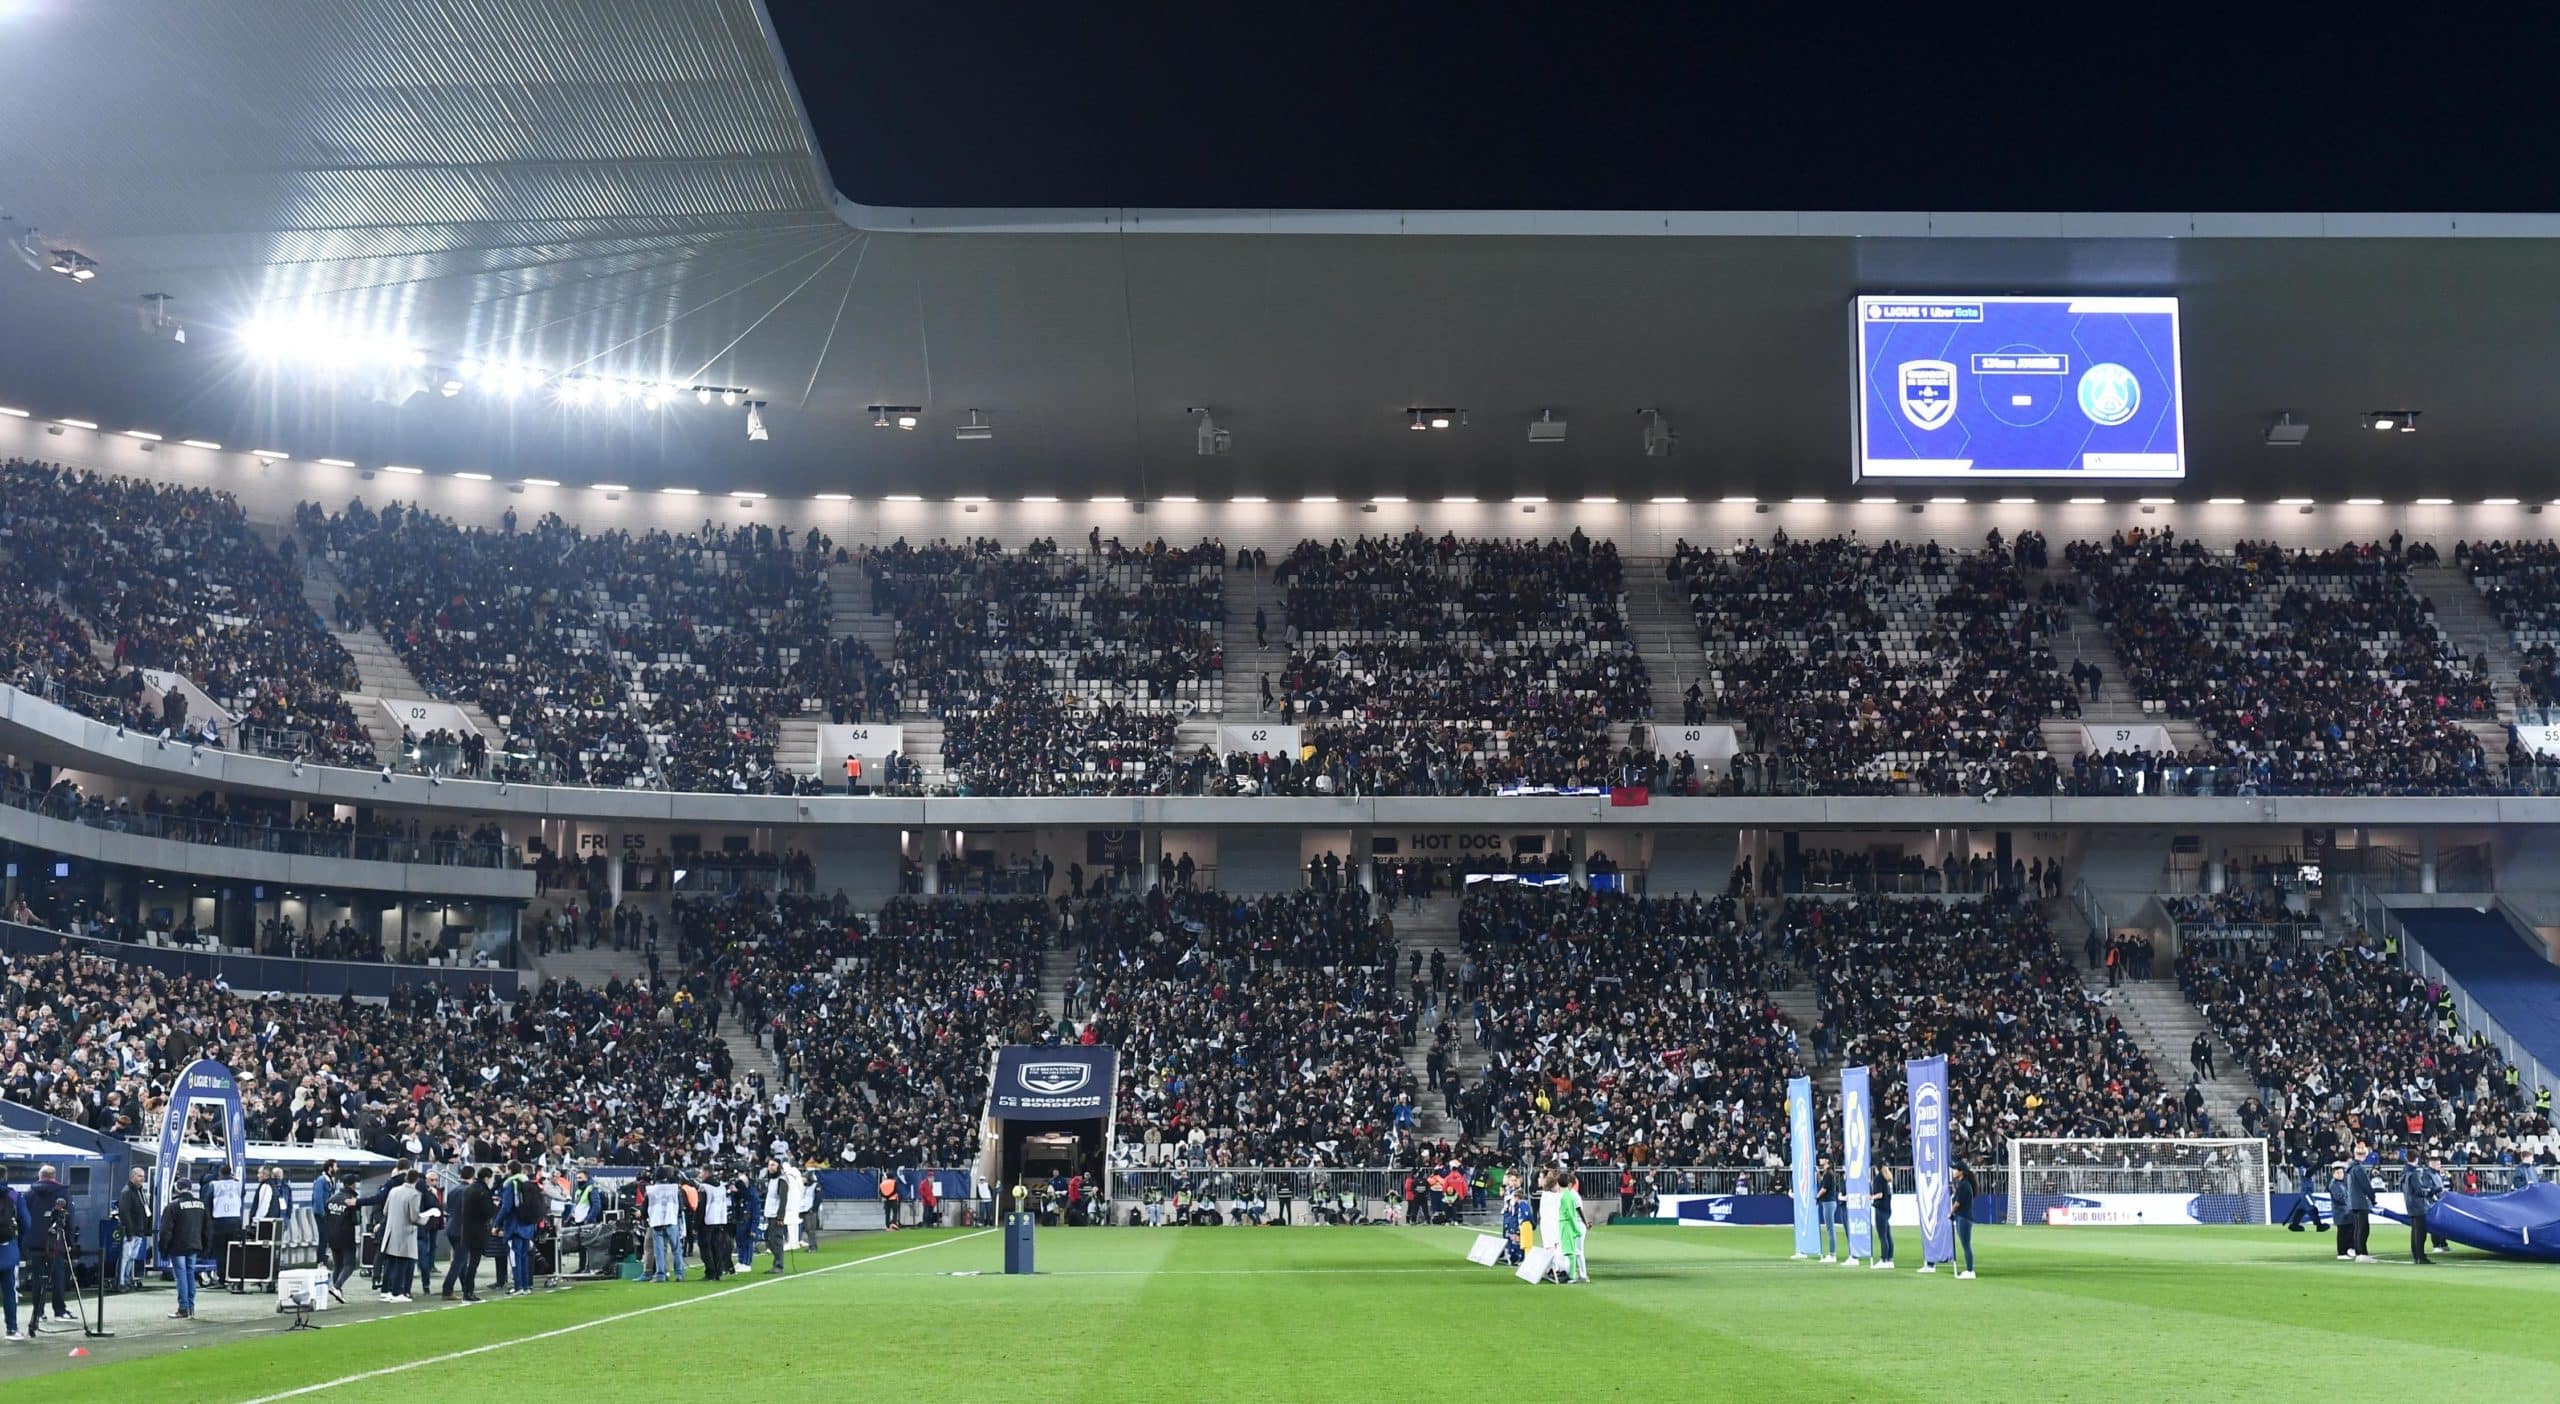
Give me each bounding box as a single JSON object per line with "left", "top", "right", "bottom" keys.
{"left": 18, "top": 1225, "right": 2556, "bottom": 1401}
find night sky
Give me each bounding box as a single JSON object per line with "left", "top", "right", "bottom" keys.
{"left": 765, "top": 5, "right": 2560, "bottom": 212}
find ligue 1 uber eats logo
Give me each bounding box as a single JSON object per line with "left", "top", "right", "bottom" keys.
{"left": 1019, "top": 1061, "right": 1091, "bottom": 1096}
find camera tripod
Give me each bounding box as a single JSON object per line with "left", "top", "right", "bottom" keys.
{"left": 24, "top": 1226, "right": 114, "bottom": 1340}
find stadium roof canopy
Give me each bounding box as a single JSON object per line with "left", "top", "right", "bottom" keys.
{"left": 3, "top": 0, "right": 2559, "bottom": 503}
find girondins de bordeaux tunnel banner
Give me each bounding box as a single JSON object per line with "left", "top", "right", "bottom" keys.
{"left": 990, "top": 1046, "right": 1118, "bottom": 1121}
{"left": 157, "top": 1056, "right": 247, "bottom": 1220}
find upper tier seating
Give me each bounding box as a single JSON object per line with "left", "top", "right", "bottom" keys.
{"left": 312, "top": 499, "right": 847, "bottom": 791}
{"left": 1257, "top": 531, "right": 1649, "bottom": 794}
{"left": 2072, "top": 531, "right": 2493, "bottom": 793}
{"left": 864, "top": 536, "right": 1222, "bottom": 795}
{"left": 1, "top": 462, "right": 371, "bottom": 763}
{"left": 1673, "top": 533, "right": 2074, "bottom": 795}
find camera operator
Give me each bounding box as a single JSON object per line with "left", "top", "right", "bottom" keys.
{"left": 22, "top": 1164, "right": 75, "bottom": 1323}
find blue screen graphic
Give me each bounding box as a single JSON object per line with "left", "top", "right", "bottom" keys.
{"left": 1854, "top": 295, "right": 2184, "bottom": 479}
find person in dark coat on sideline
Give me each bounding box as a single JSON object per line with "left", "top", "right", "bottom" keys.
{"left": 443, "top": 1165, "right": 496, "bottom": 1301}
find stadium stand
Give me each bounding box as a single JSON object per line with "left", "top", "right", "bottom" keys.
{"left": 1672, "top": 533, "right": 2075, "bottom": 796}
{"left": 307, "top": 499, "right": 846, "bottom": 792}
{"left": 2071, "top": 530, "right": 2496, "bottom": 793}
{"left": 0, "top": 945, "right": 771, "bottom": 1163}
{"left": 1067, "top": 885, "right": 1416, "bottom": 1165}
{"left": 691, "top": 892, "right": 1050, "bottom": 1168}
{"left": 1452, "top": 886, "right": 1803, "bottom": 1167}
{"left": 1, "top": 461, "right": 373, "bottom": 763}
{"left": 863, "top": 536, "right": 1221, "bottom": 795}
{"left": 2394, "top": 908, "right": 2560, "bottom": 1085}
{"left": 1780, "top": 895, "right": 2171, "bottom": 1161}
{"left": 2175, "top": 931, "right": 2556, "bottom": 1171}
{"left": 1252, "top": 531, "right": 1653, "bottom": 795}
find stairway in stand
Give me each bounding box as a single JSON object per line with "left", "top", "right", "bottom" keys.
{"left": 1221, "top": 565, "right": 1287, "bottom": 721}
{"left": 718, "top": 1021, "right": 801, "bottom": 1138}
{"left": 1768, "top": 987, "right": 1824, "bottom": 1068}
{"left": 1393, "top": 894, "right": 1479, "bottom": 1145}
{"left": 1623, "top": 556, "right": 1717, "bottom": 725}
{"left": 2034, "top": 575, "right": 2205, "bottom": 763}
{"left": 289, "top": 542, "right": 491, "bottom": 765}
{"left": 1039, "top": 936, "right": 1080, "bottom": 1024}
{"left": 775, "top": 714, "right": 822, "bottom": 778}
{"left": 2076, "top": 967, "right": 2253, "bottom": 1135}
{"left": 2408, "top": 562, "right": 2526, "bottom": 768}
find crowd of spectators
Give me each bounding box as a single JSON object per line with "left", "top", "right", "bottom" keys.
{"left": 1453, "top": 887, "right": 1803, "bottom": 1169}
{"left": 0, "top": 947, "right": 775, "bottom": 1166}
{"left": 308, "top": 500, "right": 855, "bottom": 793}
{"left": 1674, "top": 532, "right": 2075, "bottom": 796}
{"left": 690, "top": 893, "right": 1051, "bottom": 1168}
{"left": 1250, "top": 531, "right": 1648, "bottom": 794}
{"left": 2176, "top": 931, "right": 2556, "bottom": 1172}
{"left": 864, "top": 536, "right": 1221, "bottom": 795}
{"left": 1068, "top": 885, "right": 1414, "bottom": 1166}
{"left": 1781, "top": 896, "right": 2170, "bottom": 1162}
{"left": 2, "top": 462, "right": 371, "bottom": 762}
{"left": 2072, "top": 529, "right": 2495, "bottom": 793}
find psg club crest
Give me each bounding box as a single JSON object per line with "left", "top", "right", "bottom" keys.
{"left": 1018, "top": 1062, "right": 1092, "bottom": 1096}
{"left": 2077, "top": 362, "right": 2140, "bottom": 427}
{"left": 1897, "top": 360, "right": 1958, "bottom": 430}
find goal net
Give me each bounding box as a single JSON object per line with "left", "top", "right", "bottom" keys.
{"left": 2006, "top": 1138, "right": 2270, "bottom": 1226}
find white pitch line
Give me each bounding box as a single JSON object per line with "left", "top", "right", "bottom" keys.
{"left": 236, "top": 1230, "right": 992, "bottom": 1404}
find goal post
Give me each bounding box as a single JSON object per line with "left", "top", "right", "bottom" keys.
{"left": 2006, "top": 1138, "right": 2271, "bottom": 1227}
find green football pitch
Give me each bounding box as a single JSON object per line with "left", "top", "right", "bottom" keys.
{"left": 18, "top": 1224, "right": 2557, "bottom": 1402}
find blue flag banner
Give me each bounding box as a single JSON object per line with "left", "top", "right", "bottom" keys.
{"left": 155, "top": 1057, "right": 246, "bottom": 1224}
{"left": 1906, "top": 1055, "right": 1954, "bottom": 1265}
{"left": 1841, "top": 1065, "right": 1874, "bottom": 1260}
{"left": 1786, "top": 1075, "right": 1819, "bottom": 1257}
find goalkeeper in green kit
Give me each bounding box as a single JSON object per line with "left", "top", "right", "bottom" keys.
{"left": 1546, "top": 1169, "right": 1590, "bottom": 1284}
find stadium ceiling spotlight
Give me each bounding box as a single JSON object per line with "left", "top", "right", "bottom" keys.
{"left": 954, "top": 409, "right": 993, "bottom": 441}
{"left": 2363, "top": 410, "right": 2419, "bottom": 433}
{"left": 1638, "top": 408, "right": 1675, "bottom": 457}
{"left": 48, "top": 247, "right": 96, "bottom": 282}
{"left": 6, "top": 224, "right": 41, "bottom": 273}
{"left": 1528, "top": 410, "right": 1566, "bottom": 444}
{"left": 1406, "top": 407, "right": 1465, "bottom": 431}
{"left": 745, "top": 401, "right": 769, "bottom": 442}
{"left": 2265, "top": 412, "right": 2309, "bottom": 447}
{"left": 1190, "top": 406, "right": 1230, "bottom": 456}
{"left": 869, "top": 404, "right": 922, "bottom": 430}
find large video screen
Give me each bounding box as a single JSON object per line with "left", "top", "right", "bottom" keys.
{"left": 1853, "top": 294, "right": 2184, "bottom": 479}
